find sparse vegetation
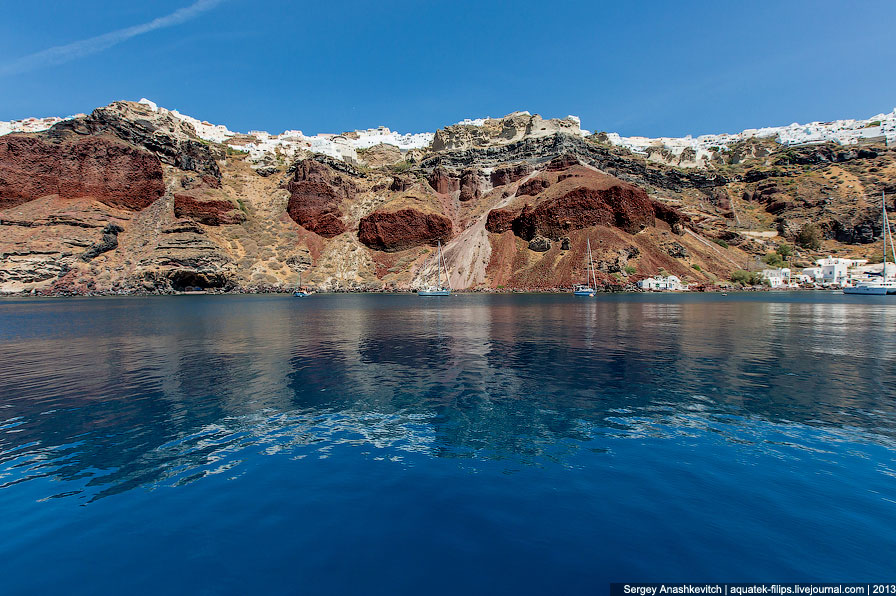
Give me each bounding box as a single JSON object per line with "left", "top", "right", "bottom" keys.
{"left": 763, "top": 253, "right": 785, "bottom": 267}
{"left": 730, "top": 270, "right": 767, "bottom": 286}
{"left": 712, "top": 238, "right": 729, "bottom": 248}
{"left": 692, "top": 264, "right": 701, "bottom": 271}
{"left": 389, "top": 160, "right": 411, "bottom": 174}
{"left": 796, "top": 224, "right": 823, "bottom": 250}
{"left": 624, "top": 265, "right": 636, "bottom": 275}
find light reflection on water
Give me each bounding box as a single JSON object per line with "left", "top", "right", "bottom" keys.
{"left": 2, "top": 293, "right": 896, "bottom": 497}
{"left": 1, "top": 292, "right": 895, "bottom": 589}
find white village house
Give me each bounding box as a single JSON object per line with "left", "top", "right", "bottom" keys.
{"left": 801, "top": 257, "right": 867, "bottom": 287}
{"left": 637, "top": 275, "right": 686, "bottom": 291}
{"left": 760, "top": 268, "right": 791, "bottom": 288}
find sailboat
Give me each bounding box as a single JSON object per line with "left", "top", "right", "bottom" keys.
{"left": 418, "top": 241, "right": 452, "bottom": 296}
{"left": 293, "top": 270, "right": 312, "bottom": 297}
{"left": 844, "top": 191, "right": 896, "bottom": 295}
{"left": 573, "top": 238, "right": 598, "bottom": 296}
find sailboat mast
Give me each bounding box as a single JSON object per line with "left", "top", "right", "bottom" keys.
{"left": 586, "top": 238, "right": 591, "bottom": 286}
{"left": 885, "top": 191, "right": 896, "bottom": 278}
{"left": 590, "top": 241, "right": 597, "bottom": 288}
{"left": 884, "top": 192, "right": 888, "bottom": 280}
{"left": 437, "top": 241, "right": 443, "bottom": 288}
{"left": 442, "top": 246, "right": 451, "bottom": 290}
{"left": 585, "top": 238, "right": 596, "bottom": 288}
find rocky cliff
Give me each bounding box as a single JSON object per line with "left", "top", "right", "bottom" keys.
{"left": 1, "top": 101, "right": 893, "bottom": 294}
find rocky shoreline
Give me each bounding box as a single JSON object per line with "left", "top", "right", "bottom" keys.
{"left": 1, "top": 282, "right": 789, "bottom": 298}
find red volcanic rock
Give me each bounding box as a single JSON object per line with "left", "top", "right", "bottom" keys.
{"left": 285, "top": 159, "right": 353, "bottom": 237}
{"left": 427, "top": 167, "right": 460, "bottom": 194}
{"left": 291, "top": 159, "right": 348, "bottom": 186}
{"left": 511, "top": 205, "right": 538, "bottom": 240}
{"left": 459, "top": 169, "right": 483, "bottom": 202}
{"left": 545, "top": 153, "right": 580, "bottom": 171}
{"left": 0, "top": 134, "right": 164, "bottom": 210}
{"left": 653, "top": 201, "right": 690, "bottom": 227}
{"left": 486, "top": 177, "right": 655, "bottom": 240}
{"left": 517, "top": 178, "right": 551, "bottom": 196}
{"left": 529, "top": 184, "right": 654, "bottom": 238}
{"left": 390, "top": 175, "right": 414, "bottom": 192}
{"left": 286, "top": 181, "right": 347, "bottom": 237}
{"left": 490, "top": 164, "right": 531, "bottom": 187}
{"left": 358, "top": 208, "right": 453, "bottom": 252}
{"left": 201, "top": 174, "right": 222, "bottom": 189}
{"left": 173, "top": 195, "right": 245, "bottom": 225}
{"left": 485, "top": 208, "right": 517, "bottom": 233}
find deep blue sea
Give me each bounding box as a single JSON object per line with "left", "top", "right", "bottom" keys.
{"left": 1, "top": 292, "right": 895, "bottom": 594}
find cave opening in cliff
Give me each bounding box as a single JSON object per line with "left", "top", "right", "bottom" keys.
{"left": 167, "top": 271, "right": 226, "bottom": 291}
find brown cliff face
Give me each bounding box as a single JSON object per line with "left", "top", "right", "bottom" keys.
{"left": 490, "top": 164, "right": 532, "bottom": 186}
{"left": 390, "top": 175, "right": 414, "bottom": 192}
{"left": 459, "top": 168, "right": 483, "bottom": 202}
{"left": 0, "top": 134, "right": 164, "bottom": 210}
{"left": 545, "top": 153, "right": 580, "bottom": 171}
{"left": 427, "top": 167, "right": 460, "bottom": 194}
{"left": 486, "top": 168, "right": 657, "bottom": 241}
{"left": 358, "top": 208, "right": 453, "bottom": 252}
{"left": 485, "top": 208, "right": 517, "bottom": 234}
{"left": 50, "top": 101, "right": 222, "bottom": 182}
{"left": 530, "top": 184, "right": 655, "bottom": 237}
{"left": 517, "top": 178, "right": 551, "bottom": 196}
{"left": 653, "top": 201, "right": 690, "bottom": 228}
{"left": 173, "top": 195, "right": 246, "bottom": 225}
{"left": 18, "top": 100, "right": 878, "bottom": 295}
{"left": 285, "top": 159, "right": 352, "bottom": 237}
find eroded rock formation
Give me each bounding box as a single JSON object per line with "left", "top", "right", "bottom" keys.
{"left": 173, "top": 195, "right": 246, "bottom": 226}
{"left": 358, "top": 208, "right": 453, "bottom": 252}
{"left": 0, "top": 134, "right": 164, "bottom": 210}
{"left": 488, "top": 170, "right": 659, "bottom": 240}
{"left": 285, "top": 159, "right": 353, "bottom": 237}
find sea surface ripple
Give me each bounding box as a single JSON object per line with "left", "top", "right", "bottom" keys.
{"left": 0, "top": 293, "right": 894, "bottom": 594}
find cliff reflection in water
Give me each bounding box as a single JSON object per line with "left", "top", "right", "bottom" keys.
{"left": 1, "top": 293, "right": 895, "bottom": 502}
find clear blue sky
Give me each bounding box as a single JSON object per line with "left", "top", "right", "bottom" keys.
{"left": 1, "top": 0, "right": 894, "bottom": 137}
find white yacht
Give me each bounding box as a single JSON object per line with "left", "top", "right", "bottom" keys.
{"left": 573, "top": 238, "right": 598, "bottom": 296}
{"left": 844, "top": 192, "right": 896, "bottom": 295}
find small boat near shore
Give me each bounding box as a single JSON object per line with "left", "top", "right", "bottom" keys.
{"left": 293, "top": 271, "right": 312, "bottom": 297}
{"left": 573, "top": 239, "right": 598, "bottom": 297}
{"left": 844, "top": 191, "right": 896, "bottom": 295}
{"left": 418, "top": 241, "right": 452, "bottom": 296}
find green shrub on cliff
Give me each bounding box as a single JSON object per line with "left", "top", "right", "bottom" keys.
{"left": 796, "top": 224, "right": 823, "bottom": 249}
{"left": 731, "top": 270, "right": 766, "bottom": 286}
